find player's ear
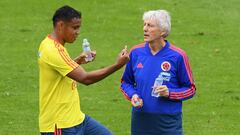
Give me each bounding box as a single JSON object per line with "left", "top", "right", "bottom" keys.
{"left": 56, "top": 21, "right": 64, "bottom": 32}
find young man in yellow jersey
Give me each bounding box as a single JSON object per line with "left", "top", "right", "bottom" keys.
{"left": 38, "top": 5, "right": 129, "bottom": 135}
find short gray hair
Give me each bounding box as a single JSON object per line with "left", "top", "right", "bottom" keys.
{"left": 143, "top": 10, "right": 171, "bottom": 38}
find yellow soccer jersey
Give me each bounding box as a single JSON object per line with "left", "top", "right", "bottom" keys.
{"left": 38, "top": 35, "right": 85, "bottom": 132}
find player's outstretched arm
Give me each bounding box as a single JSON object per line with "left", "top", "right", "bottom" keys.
{"left": 67, "top": 46, "right": 129, "bottom": 85}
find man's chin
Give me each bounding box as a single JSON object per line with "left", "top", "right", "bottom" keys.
{"left": 67, "top": 39, "right": 76, "bottom": 43}
{"left": 144, "top": 39, "right": 149, "bottom": 42}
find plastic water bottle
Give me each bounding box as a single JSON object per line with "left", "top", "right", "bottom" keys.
{"left": 82, "top": 38, "right": 93, "bottom": 62}
{"left": 151, "top": 77, "right": 163, "bottom": 97}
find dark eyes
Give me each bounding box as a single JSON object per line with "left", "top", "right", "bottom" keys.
{"left": 73, "top": 26, "right": 79, "bottom": 30}
{"left": 144, "top": 23, "right": 154, "bottom": 27}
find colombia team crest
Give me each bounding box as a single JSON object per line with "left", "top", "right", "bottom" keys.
{"left": 161, "top": 61, "right": 171, "bottom": 71}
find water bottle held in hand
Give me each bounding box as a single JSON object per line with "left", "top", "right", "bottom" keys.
{"left": 151, "top": 72, "right": 171, "bottom": 97}
{"left": 151, "top": 77, "right": 163, "bottom": 97}
{"left": 82, "top": 38, "right": 93, "bottom": 62}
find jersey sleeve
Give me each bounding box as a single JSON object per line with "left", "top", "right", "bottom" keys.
{"left": 168, "top": 52, "right": 196, "bottom": 101}
{"left": 120, "top": 52, "right": 137, "bottom": 101}
{"left": 41, "top": 46, "right": 79, "bottom": 76}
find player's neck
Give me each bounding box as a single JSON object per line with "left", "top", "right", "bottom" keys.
{"left": 50, "top": 31, "right": 65, "bottom": 45}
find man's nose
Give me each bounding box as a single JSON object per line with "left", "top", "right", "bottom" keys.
{"left": 143, "top": 26, "right": 148, "bottom": 32}
{"left": 76, "top": 30, "right": 80, "bottom": 35}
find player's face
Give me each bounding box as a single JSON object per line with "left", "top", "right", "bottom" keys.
{"left": 143, "top": 19, "right": 163, "bottom": 42}
{"left": 63, "top": 18, "right": 81, "bottom": 43}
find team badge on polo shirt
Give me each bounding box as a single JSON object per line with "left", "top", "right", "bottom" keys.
{"left": 161, "top": 61, "right": 171, "bottom": 71}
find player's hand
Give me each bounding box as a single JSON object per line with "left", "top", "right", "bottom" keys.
{"left": 116, "top": 46, "right": 130, "bottom": 68}
{"left": 89, "top": 50, "right": 96, "bottom": 61}
{"left": 153, "top": 85, "right": 169, "bottom": 97}
{"left": 75, "top": 51, "right": 96, "bottom": 64}
{"left": 131, "top": 94, "right": 143, "bottom": 108}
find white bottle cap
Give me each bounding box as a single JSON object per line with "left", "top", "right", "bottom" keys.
{"left": 83, "top": 38, "right": 88, "bottom": 43}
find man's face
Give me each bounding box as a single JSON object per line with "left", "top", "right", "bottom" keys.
{"left": 62, "top": 18, "right": 81, "bottom": 43}
{"left": 143, "top": 19, "right": 163, "bottom": 42}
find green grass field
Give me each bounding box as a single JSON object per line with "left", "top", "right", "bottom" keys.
{"left": 0, "top": 0, "right": 239, "bottom": 135}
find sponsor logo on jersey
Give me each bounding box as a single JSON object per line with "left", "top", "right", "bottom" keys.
{"left": 38, "top": 52, "right": 42, "bottom": 57}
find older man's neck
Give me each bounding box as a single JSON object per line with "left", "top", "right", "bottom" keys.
{"left": 149, "top": 39, "right": 166, "bottom": 54}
